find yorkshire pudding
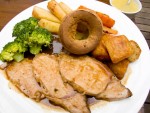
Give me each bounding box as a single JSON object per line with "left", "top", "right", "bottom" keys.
{"left": 59, "top": 9, "right": 103, "bottom": 55}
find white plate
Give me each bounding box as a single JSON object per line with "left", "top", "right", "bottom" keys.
{"left": 0, "top": 0, "right": 150, "bottom": 113}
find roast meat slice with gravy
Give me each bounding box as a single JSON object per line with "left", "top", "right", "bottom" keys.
{"left": 96, "top": 77, "right": 132, "bottom": 101}
{"left": 47, "top": 93, "right": 90, "bottom": 113}
{"left": 59, "top": 54, "right": 132, "bottom": 100}
{"left": 32, "top": 54, "right": 90, "bottom": 113}
{"left": 32, "top": 54, "right": 74, "bottom": 98}
{"left": 59, "top": 53, "right": 113, "bottom": 95}
{"left": 6, "top": 59, "right": 43, "bottom": 101}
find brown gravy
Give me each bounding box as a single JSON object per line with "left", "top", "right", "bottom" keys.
{"left": 7, "top": 80, "right": 107, "bottom": 112}
{"left": 7, "top": 78, "right": 106, "bottom": 111}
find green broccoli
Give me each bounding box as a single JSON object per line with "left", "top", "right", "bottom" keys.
{"left": 12, "top": 17, "right": 38, "bottom": 37}
{"left": 0, "top": 17, "right": 53, "bottom": 62}
{"left": 0, "top": 41, "right": 28, "bottom": 62}
{"left": 28, "top": 27, "right": 52, "bottom": 54}
{"left": 13, "top": 17, "right": 52, "bottom": 55}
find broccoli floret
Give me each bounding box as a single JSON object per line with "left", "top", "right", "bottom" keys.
{"left": 12, "top": 17, "right": 38, "bottom": 37}
{"left": 13, "top": 18, "right": 53, "bottom": 55}
{"left": 29, "top": 44, "right": 42, "bottom": 55}
{"left": 0, "top": 41, "right": 28, "bottom": 62}
{"left": 28, "top": 27, "right": 53, "bottom": 54}
{"left": 29, "top": 27, "right": 52, "bottom": 46}
{"left": 14, "top": 33, "right": 29, "bottom": 45}
{"left": 0, "top": 17, "right": 53, "bottom": 62}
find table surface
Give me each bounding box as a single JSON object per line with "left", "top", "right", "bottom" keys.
{"left": 0, "top": 0, "right": 150, "bottom": 113}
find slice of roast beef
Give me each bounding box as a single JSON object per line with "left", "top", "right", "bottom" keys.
{"left": 59, "top": 53, "right": 113, "bottom": 95}
{"left": 47, "top": 93, "right": 90, "bottom": 113}
{"left": 59, "top": 53, "right": 132, "bottom": 101}
{"left": 6, "top": 59, "right": 43, "bottom": 101}
{"left": 32, "top": 53, "right": 90, "bottom": 113}
{"left": 95, "top": 77, "right": 132, "bottom": 101}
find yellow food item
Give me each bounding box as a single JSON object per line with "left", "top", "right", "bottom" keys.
{"left": 59, "top": 2, "right": 73, "bottom": 14}
{"left": 47, "top": 0, "right": 66, "bottom": 21}
{"left": 38, "top": 19, "right": 60, "bottom": 34}
{"left": 111, "top": 0, "right": 139, "bottom": 13}
{"left": 32, "top": 6, "right": 60, "bottom": 23}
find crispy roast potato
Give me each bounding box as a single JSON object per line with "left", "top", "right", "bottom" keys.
{"left": 38, "top": 19, "right": 60, "bottom": 34}
{"left": 59, "top": 2, "right": 73, "bottom": 14}
{"left": 107, "top": 59, "right": 130, "bottom": 80}
{"left": 128, "top": 40, "right": 141, "bottom": 62}
{"left": 103, "top": 35, "right": 133, "bottom": 63}
{"left": 32, "top": 6, "right": 60, "bottom": 23}
{"left": 47, "top": 0, "right": 66, "bottom": 21}
{"left": 92, "top": 33, "right": 110, "bottom": 61}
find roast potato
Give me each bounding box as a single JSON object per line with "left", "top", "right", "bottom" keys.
{"left": 32, "top": 6, "right": 60, "bottom": 23}
{"left": 59, "top": 2, "right": 73, "bottom": 14}
{"left": 107, "top": 59, "right": 130, "bottom": 80}
{"left": 128, "top": 40, "right": 141, "bottom": 62}
{"left": 92, "top": 33, "right": 110, "bottom": 61}
{"left": 47, "top": 0, "right": 66, "bottom": 21}
{"left": 103, "top": 35, "right": 133, "bottom": 63}
{"left": 38, "top": 19, "right": 60, "bottom": 34}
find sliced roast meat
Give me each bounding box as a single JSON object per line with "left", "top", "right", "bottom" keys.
{"left": 6, "top": 59, "right": 42, "bottom": 101}
{"left": 96, "top": 77, "right": 132, "bottom": 101}
{"left": 59, "top": 53, "right": 113, "bottom": 95}
{"left": 32, "top": 54, "right": 74, "bottom": 98}
{"left": 47, "top": 93, "right": 90, "bottom": 113}
{"left": 32, "top": 53, "right": 90, "bottom": 113}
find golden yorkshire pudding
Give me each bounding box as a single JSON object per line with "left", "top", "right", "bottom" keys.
{"left": 59, "top": 9, "right": 103, "bottom": 55}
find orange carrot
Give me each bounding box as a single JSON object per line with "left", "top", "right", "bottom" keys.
{"left": 78, "top": 5, "right": 115, "bottom": 28}
{"left": 78, "top": 5, "right": 90, "bottom": 10}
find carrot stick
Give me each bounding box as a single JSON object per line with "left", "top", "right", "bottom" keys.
{"left": 78, "top": 5, "right": 115, "bottom": 28}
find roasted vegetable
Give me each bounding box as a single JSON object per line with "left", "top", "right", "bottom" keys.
{"left": 47, "top": 0, "right": 66, "bottom": 21}
{"left": 128, "top": 40, "right": 141, "bottom": 62}
{"left": 78, "top": 5, "right": 115, "bottom": 28}
{"left": 59, "top": 2, "right": 73, "bottom": 14}
{"left": 38, "top": 19, "right": 60, "bottom": 34}
{"left": 32, "top": 6, "right": 60, "bottom": 23}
